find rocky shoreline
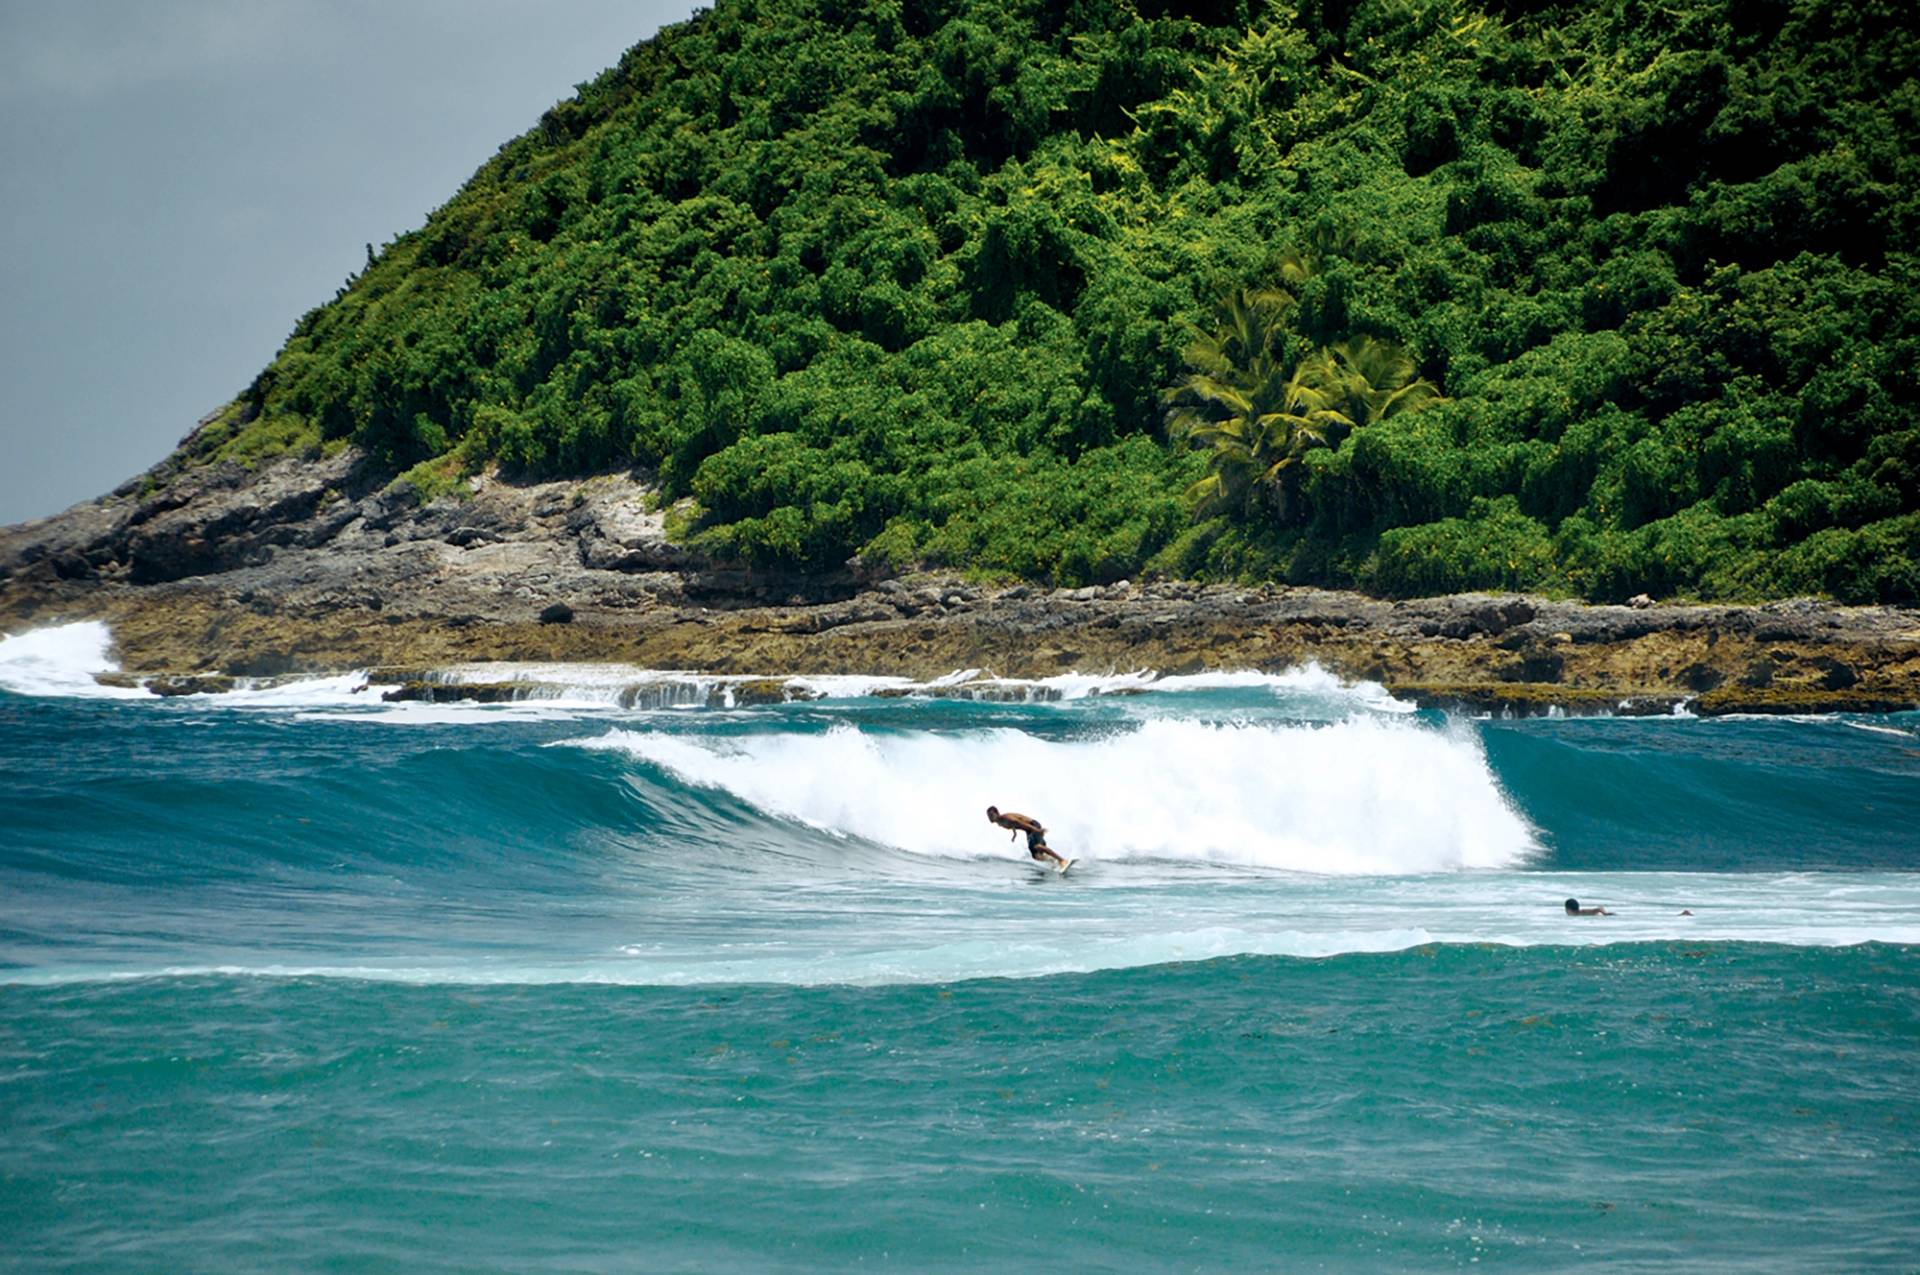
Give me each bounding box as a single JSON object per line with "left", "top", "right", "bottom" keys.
{"left": 4, "top": 448, "right": 1918, "bottom": 715}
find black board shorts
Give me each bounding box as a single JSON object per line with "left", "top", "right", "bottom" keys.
{"left": 1026, "top": 830, "right": 1049, "bottom": 853}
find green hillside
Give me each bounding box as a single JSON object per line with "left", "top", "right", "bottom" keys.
{"left": 195, "top": 0, "right": 1919, "bottom": 601}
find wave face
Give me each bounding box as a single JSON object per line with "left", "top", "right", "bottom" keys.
{"left": 1483, "top": 713, "right": 1920, "bottom": 871}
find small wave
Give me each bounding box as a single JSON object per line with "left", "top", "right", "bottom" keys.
{"left": 1841, "top": 719, "right": 1916, "bottom": 738}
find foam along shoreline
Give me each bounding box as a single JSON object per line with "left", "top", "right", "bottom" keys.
{"left": 3, "top": 615, "right": 1917, "bottom": 718}
{"left": 370, "top": 659, "right": 1418, "bottom": 711}
{"left": 2, "top": 620, "right": 1414, "bottom": 711}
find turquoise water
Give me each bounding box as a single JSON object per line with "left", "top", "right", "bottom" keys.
{"left": 2, "top": 625, "right": 1918, "bottom": 1270}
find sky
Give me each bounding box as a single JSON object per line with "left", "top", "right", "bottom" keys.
{"left": 0, "top": 0, "right": 697, "bottom": 526}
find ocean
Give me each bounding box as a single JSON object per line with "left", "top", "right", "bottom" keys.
{"left": 2, "top": 621, "right": 1916, "bottom": 1271}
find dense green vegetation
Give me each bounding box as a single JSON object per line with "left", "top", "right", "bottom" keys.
{"left": 199, "top": 0, "right": 1920, "bottom": 601}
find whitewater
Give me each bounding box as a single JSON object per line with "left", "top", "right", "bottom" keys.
{"left": 4, "top": 619, "right": 1918, "bottom": 1270}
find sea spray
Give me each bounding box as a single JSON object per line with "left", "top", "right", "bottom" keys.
{"left": 0, "top": 620, "right": 144, "bottom": 699}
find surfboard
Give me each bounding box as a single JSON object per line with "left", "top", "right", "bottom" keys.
{"left": 1056, "top": 858, "right": 1077, "bottom": 876}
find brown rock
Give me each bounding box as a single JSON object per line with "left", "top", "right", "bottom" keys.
{"left": 380, "top": 680, "right": 525, "bottom": 704}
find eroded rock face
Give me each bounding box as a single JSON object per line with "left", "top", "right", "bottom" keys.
{"left": 2, "top": 450, "right": 722, "bottom": 629}
{"left": 573, "top": 492, "right": 705, "bottom": 573}
{"left": 124, "top": 450, "right": 366, "bottom": 584}
{"left": 3, "top": 448, "right": 1918, "bottom": 714}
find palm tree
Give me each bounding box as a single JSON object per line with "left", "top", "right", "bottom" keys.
{"left": 1163, "top": 287, "right": 1352, "bottom": 522}
{"left": 1313, "top": 335, "right": 1446, "bottom": 428}
{"left": 1174, "top": 284, "right": 1295, "bottom": 388}
{"left": 1164, "top": 286, "right": 1447, "bottom": 526}
{"left": 1175, "top": 363, "right": 1353, "bottom": 521}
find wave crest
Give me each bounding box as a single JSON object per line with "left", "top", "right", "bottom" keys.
{"left": 570, "top": 716, "right": 1534, "bottom": 874}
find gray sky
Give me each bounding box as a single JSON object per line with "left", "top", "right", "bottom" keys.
{"left": 0, "top": 0, "right": 696, "bottom": 526}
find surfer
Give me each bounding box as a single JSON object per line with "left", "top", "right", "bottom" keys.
{"left": 1564, "top": 898, "right": 1612, "bottom": 916}
{"left": 987, "top": 806, "right": 1069, "bottom": 869}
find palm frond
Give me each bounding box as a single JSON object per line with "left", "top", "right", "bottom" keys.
{"left": 1164, "top": 374, "right": 1255, "bottom": 421}
{"left": 1330, "top": 336, "right": 1415, "bottom": 392}
{"left": 1259, "top": 454, "right": 1300, "bottom": 484}
{"left": 1186, "top": 423, "right": 1254, "bottom": 454}
{"left": 1274, "top": 250, "right": 1315, "bottom": 290}
{"left": 1183, "top": 472, "right": 1227, "bottom": 512}
{"left": 1374, "top": 378, "right": 1446, "bottom": 419}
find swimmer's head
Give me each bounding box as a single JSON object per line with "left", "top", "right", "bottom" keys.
{"left": 1565, "top": 898, "right": 1580, "bottom": 913}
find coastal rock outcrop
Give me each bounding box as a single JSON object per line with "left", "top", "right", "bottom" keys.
{"left": 3, "top": 447, "right": 1917, "bottom": 715}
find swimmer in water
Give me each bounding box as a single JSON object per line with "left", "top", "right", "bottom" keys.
{"left": 1565, "top": 897, "right": 1612, "bottom": 916}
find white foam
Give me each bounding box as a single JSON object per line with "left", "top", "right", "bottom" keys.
{"left": 566, "top": 715, "right": 1535, "bottom": 873}
{"left": 784, "top": 673, "right": 918, "bottom": 699}
{"left": 268, "top": 658, "right": 1412, "bottom": 714}
{"left": 412, "top": 662, "right": 920, "bottom": 708}
{"left": 410, "top": 662, "right": 1317, "bottom": 707}
{"left": 299, "top": 701, "right": 609, "bottom": 725}
{"left": 0, "top": 619, "right": 1420, "bottom": 719}
{"left": 1147, "top": 663, "right": 1413, "bottom": 711}
{"left": 0, "top": 622, "right": 386, "bottom": 707}
{"left": 803, "top": 662, "right": 1412, "bottom": 709}
{"left": 217, "top": 673, "right": 379, "bottom": 707}
{"left": 0, "top": 620, "right": 146, "bottom": 699}
{"left": 426, "top": 662, "right": 702, "bottom": 706}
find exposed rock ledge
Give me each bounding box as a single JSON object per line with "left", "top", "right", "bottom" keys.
{"left": 3, "top": 448, "right": 1917, "bottom": 715}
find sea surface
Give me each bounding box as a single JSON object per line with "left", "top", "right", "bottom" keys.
{"left": 2, "top": 622, "right": 1917, "bottom": 1272}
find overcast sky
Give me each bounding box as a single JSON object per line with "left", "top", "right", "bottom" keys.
{"left": 0, "top": 0, "right": 697, "bottom": 526}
